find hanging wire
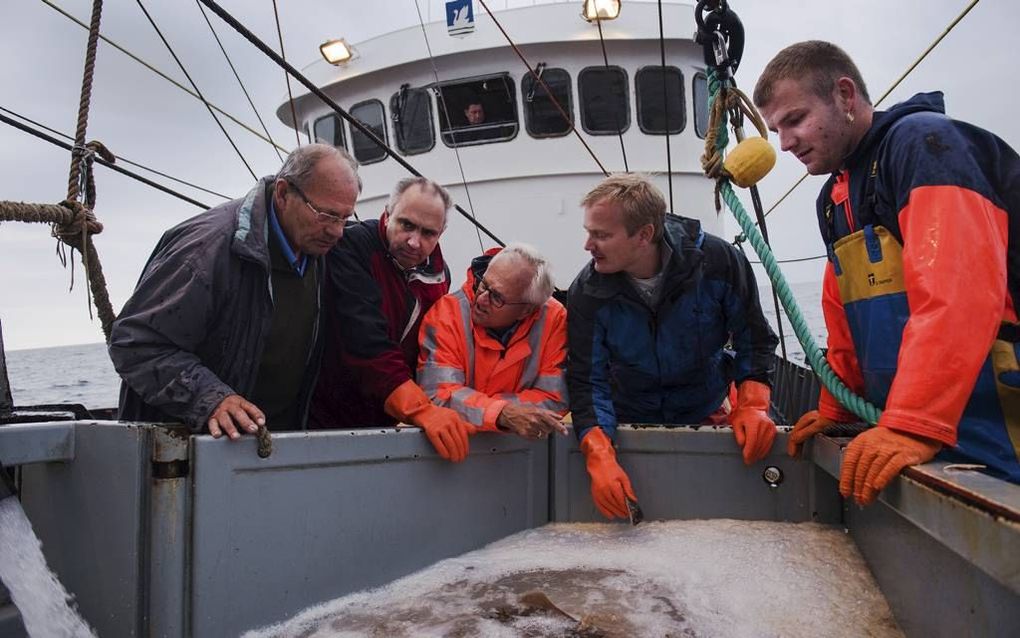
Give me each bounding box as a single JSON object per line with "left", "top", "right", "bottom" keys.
{"left": 271, "top": 0, "right": 302, "bottom": 148}
{"left": 595, "top": 18, "right": 629, "bottom": 172}
{"left": 656, "top": 0, "right": 674, "bottom": 211}
{"left": 134, "top": 0, "right": 258, "bottom": 181}
{"left": 195, "top": 0, "right": 283, "bottom": 163}
{"left": 760, "top": 0, "right": 981, "bottom": 223}
{"left": 411, "top": 0, "right": 485, "bottom": 253}
{"left": 0, "top": 105, "right": 229, "bottom": 200}
{"left": 196, "top": 0, "right": 505, "bottom": 246}
{"left": 476, "top": 0, "right": 609, "bottom": 176}
{"left": 39, "top": 0, "right": 289, "bottom": 156}
{"left": 746, "top": 253, "right": 827, "bottom": 265}
{"left": 1, "top": 113, "right": 210, "bottom": 209}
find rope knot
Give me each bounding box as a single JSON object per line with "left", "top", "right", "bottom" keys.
{"left": 52, "top": 199, "right": 103, "bottom": 247}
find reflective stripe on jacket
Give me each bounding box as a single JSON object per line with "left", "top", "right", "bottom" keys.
{"left": 417, "top": 250, "right": 568, "bottom": 430}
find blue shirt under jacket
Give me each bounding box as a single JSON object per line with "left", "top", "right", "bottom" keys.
{"left": 566, "top": 214, "right": 778, "bottom": 441}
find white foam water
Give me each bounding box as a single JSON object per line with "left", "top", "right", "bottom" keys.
{"left": 0, "top": 497, "right": 96, "bottom": 638}
{"left": 245, "top": 520, "right": 902, "bottom": 638}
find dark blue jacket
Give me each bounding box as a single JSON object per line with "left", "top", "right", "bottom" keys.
{"left": 567, "top": 214, "right": 777, "bottom": 440}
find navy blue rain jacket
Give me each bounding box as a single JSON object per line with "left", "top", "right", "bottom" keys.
{"left": 566, "top": 214, "right": 778, "bottom": 441}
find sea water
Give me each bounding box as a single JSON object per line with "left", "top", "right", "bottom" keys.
{"left": 246, "top": 520, "right": 901, "bottom": 638}
{"left": 0, "top": 497, "right": 96, "bottom": 637}
{"left": 2, "top": 282, "right": 826, "bottom": 411}
{"left": 5, "top": 342, "right": 119, "bottom": 410}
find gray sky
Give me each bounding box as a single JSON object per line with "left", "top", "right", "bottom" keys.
{"left": 1, "top": 0, "right": 1016, "bottom": 350}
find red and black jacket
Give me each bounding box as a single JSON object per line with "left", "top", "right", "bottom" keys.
{"left": 308, "top": 217, "right": 449, "bottom": 429}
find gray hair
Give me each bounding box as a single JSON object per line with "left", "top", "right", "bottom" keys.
{"left": 275, "top": 143, "right": 362, "bottom": 193}
{"left": 491, "top": 242, "right": 555, "bottom": 305}
{"left": 386, "top": 176, "right": 452, "bottom": 228}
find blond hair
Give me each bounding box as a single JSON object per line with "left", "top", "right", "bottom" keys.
{"left": 581, "top": 173, "right": 665, "bottom": 242}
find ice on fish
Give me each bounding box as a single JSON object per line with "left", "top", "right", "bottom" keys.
{"left": 246, "top": 519, "right": 902, "bottom": 638}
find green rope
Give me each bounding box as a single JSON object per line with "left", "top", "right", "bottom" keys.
{"left": 707, "top": 70, "right": 882, "bottom": 425}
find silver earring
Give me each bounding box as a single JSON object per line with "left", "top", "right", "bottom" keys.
{"left": 846, "top": 111, "right": 855, "bottom": 124}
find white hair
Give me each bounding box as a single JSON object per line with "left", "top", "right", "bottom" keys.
{"left": 490, "top": 242, "right": 554, "bottom": 305}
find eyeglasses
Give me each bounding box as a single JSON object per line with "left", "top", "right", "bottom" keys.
{"left": 476, "top": 278, "right": 531, "bottom": 309}
{"left": 287, "top": 181, "right": 349, "bottom": 227}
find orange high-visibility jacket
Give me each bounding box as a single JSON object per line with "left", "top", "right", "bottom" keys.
{"left": 417, "top": 254, "right": 568, "bottom": 431}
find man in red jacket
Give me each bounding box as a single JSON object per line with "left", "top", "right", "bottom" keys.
{"left": 418, "top": 243, "right": 568, "bottom": 441}
{"left": 309, "top": 176, "right": 474, "bottom": 462}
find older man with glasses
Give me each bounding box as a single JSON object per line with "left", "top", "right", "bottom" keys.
{"left": 110, "top": 144, "right": 360, "bottom": 437}
{"left": 416, "top": 243, "right": 569, "bottom": 445}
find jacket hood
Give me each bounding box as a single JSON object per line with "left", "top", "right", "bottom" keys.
{"left": 461, "top": 247, "right": 502, "bottom": 299}
{"left": 582, "top": 213, "right": 705, "bottom": 300}
{"left": 845, "top": 91, "right": 946, "bottom": 168}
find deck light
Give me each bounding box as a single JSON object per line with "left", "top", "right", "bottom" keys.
{"left": 319, "top": 38, "right": 355, "bottom": 65}
{"left": 581, "top": 0, "right": 621, "bottom": 21}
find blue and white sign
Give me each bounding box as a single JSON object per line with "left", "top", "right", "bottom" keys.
{"left": 446, "top": 0, "right": 475, "bottom": 37}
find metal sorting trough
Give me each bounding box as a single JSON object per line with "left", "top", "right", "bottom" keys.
{"left": 0, "top": 421, "right": 1018, "bottom": 637}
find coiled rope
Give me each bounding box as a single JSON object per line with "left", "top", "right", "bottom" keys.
{"left": 703, "top": 69, "right": 881, "bottom": 425}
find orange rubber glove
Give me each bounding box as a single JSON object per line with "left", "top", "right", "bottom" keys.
{"left": 580, "top": 427, "right": 637, "bottom": 520}
{"left": 840, "top": 426, "right": 942, "bottom": 506}
{"left": 727, "top": 380, "right": 778, "bottom": 465}
{"left": 787, "top": 410, "right": 837, "bottom": 457}
{"left": 384, "top": 380, "right": 474, "bottom": 463}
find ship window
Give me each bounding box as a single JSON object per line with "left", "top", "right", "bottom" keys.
{"left": 636, "top": 66, "right": 685, "bottom": 135}
{"left": 522, "top": 66, "right": 573, "bottom": 138}
{"left": 390, "top": 86, "right": 435, "bottom": 155}
{"left": 313, "top": 114, "right": 346, "bottom": 149}
{"left": 693, "top": 72, "right": 710, "bottom": 139}
{"left": 436, "top": 75, "right": 519, "bottom": 146}
{"left": 578, "top": 66, "right": 630, "bottom": 135}
{"left": 350, "top": 100, "right": 388, "bottom": 164}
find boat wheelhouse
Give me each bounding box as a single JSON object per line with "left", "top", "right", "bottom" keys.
{"left": 277, "top": 1, "right": 717, "bottom": 283}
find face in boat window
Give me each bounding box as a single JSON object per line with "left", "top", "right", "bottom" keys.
{"left": 436, "top": 76, "right": 519, "bottom": 147}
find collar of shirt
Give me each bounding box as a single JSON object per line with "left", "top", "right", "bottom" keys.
{"left": 486, "top": 320, "right": 521, "bottom": 348}
{"left": 268, "top": 197, "right": 307, "bottom": 276}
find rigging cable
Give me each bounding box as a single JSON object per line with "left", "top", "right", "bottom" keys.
{"left": 760, "top": 0, "right": 981, "bottom": 223}
{"left": 271, "top": 0, "right": 302, "bottom": 149}
{"left": 0, "top": 112, "right": 210, "bottom": 210}
{"left": 747, "top": 253, "right": 827, "bottom": 265}
{"left": 195, "top": 0, "right": 284, "bottom": 163}
{"left": 476, "top": 0, "right": 609, "bottom": 177}
{"left": 134, "top": 0, "right": 258, "bottom": 181}
{"left": 655, "top": 0, "right": 674, "bottom": 212}
{"left": 0, "top": 105, "right": 229, "bottom": 200}
{"left": 39, "top": 0, "right": 289, "bottom": 156}
{"left": 594, "top": 18, "right": 629, "bottom": 172}
{"left": 412, "top": 0, "right": 485, "bottom": 253}
{"left": 196, "top": 0, "right": 506, "bottom": 247}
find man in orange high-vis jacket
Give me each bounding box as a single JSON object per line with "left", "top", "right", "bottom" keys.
{"left": 756, "top": 40, "right": 1020, "bottom": 505}
{"left": 418, "top": 243, "right": 569, "bottom": 440}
